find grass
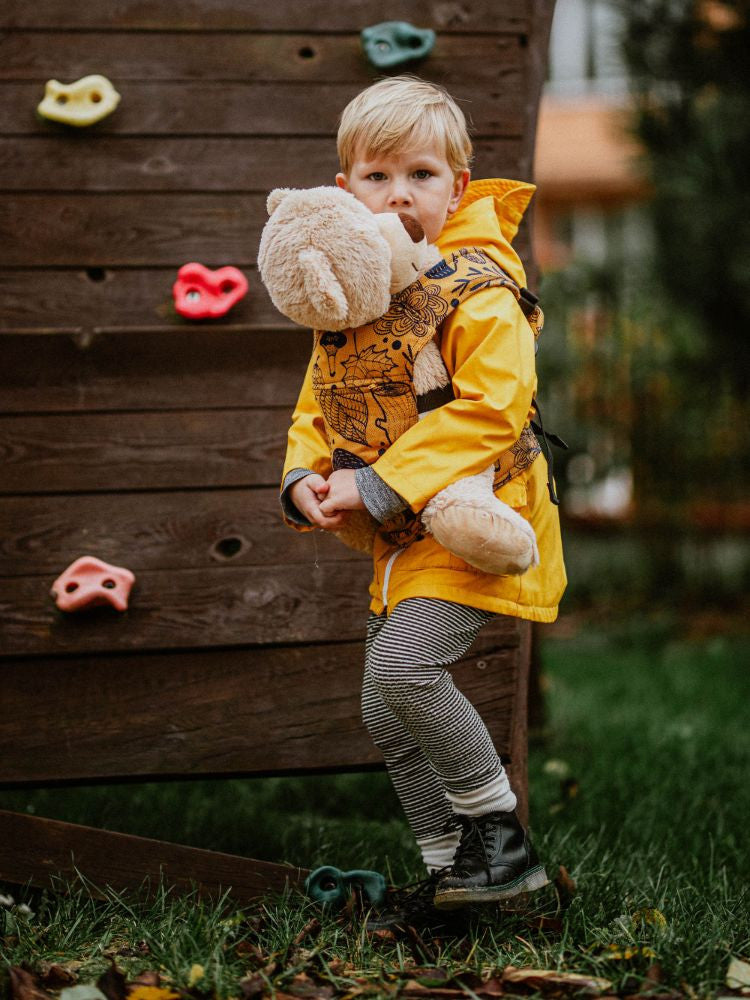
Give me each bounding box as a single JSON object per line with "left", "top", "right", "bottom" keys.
{"left": 2, "top": 617, "right": 749, "bottom": 998}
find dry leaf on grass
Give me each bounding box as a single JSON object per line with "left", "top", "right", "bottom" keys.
{"left": 631, "top": 908, "right": 667, "bottom": 929}
{"left": 727, "top": 956, "right": 750, "bottom": 995}
{"left": 97, "top": 960, "right": 129, "bottom": 1000}
{"left": 38, "top": 962, "right": 81, "bottom": 989}
{"left": 9, "top": 967, "right": 55, "bottom": 1000}
{"left": 502, "top": 964, "right": 613, "bottom": 996}
{"left": 130, "top": 974, "right": 160, "bottom": 989}
{"left": 599, "top": 944, "right": 657, "bottom": 961}
{"left": 126, "top": 987, "right": 180, "bottom": 1000}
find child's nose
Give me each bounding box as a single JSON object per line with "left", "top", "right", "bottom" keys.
{"left": 387, "top": 181, "right": 413, "bottom": 206}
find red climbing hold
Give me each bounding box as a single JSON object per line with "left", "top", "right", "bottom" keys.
{"left": 51, "top": 556, "right": 135, "bottom": 613}
{"left": 172, "top": 262, "right": 248, "bottom": 319}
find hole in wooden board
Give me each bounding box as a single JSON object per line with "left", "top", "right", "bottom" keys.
{"left": 86, "top": 267, "right": 106, "bottom": 282}
{"left": 212, "top": 536, "right": 246, "bottom": 561}
{"left": 298, "top": 45, "right": 316, "bottom": 58}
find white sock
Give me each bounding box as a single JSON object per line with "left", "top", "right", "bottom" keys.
{"left": 446, "top": 775, "right": 517, "bottom": 816}
{"left": 416, "top": 829, "right": 461, "bottom": 872}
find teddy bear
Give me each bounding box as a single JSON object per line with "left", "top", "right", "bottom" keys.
{"left": 258, "top": 185, "right": 539, "bottom": 576}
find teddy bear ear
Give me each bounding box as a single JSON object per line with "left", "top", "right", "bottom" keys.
{"left": 267, "top": 188, "right": 292, "bottom": 216}
{"left": 398, "top": 213, "right": 425, "bottom": 244}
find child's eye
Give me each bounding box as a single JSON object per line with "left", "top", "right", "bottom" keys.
{"left": 414, "top": 169, "right": 432, "bottom": 179}
{"left": 367, "top": 172, "right": 387, "bottom": 181}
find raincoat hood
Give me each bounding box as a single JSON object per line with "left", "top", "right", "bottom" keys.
{"left": 436, "top": 177, "right": 536, "bottom": 288}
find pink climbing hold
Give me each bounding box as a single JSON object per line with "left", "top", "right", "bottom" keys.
{"left": 50, "top": 556, "right": 135, "bottom": 613}
{"left": 172, "top": 262, "right": 248, "bottom": 319}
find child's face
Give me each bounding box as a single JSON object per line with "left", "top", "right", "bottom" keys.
{"left": 336, "top": 141, "right": 469, "bottom": 244}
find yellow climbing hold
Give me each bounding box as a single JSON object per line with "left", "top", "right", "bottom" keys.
{"left": 37, "top": 75, "right": 121, "bottom": 126}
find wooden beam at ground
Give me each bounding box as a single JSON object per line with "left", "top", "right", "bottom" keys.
{"left": 0, "top": 809, "right": 306, "bottom": 903}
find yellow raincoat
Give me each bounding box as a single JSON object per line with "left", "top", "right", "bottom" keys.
{"left": 280, "top": 178, "right": 567, "bottom": 622}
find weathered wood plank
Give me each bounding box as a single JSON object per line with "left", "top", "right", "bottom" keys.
{"left": 0, "top": 137, "right": 524, "bottom": 190}
{"left": 0, "top": 326, "right": 307, "bottom": 410}
{"left": 0, "top": 488, "right": 353, "bottom": 577}
{"left": 0, "top": 193, "right": 532, "bottom": 267}
{"left": 0, "top": 193, "right": 266, "bottom": 267}
{"left": 2, "top": 0, "right": 529, "bottom": 32}
{"left": 0, "top": 271, "right": 293, "bottom": 337}
{"left": 0, "top": 810, "right": 307, "bottom": 902}
{"left": 0, "top": 560, "right": 371, "bottom": 655}
{"left": 0, "top": 409, "right": 293, "bottom": 492}
{"left": 0, "top": 33, "right": 523, "bottom": 84}
{"left": 0, "top": 83, "right": 524, "bottom": 136}
{"left": 0, "top": 623, "right": 522, "bottom": 782}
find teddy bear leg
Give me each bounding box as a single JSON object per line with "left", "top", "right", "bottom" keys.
{"left": 422, "top": 470, "right": 539, "bottom": 576}
{"left": 334, "top": 509, "right": 379, "bottom": 555}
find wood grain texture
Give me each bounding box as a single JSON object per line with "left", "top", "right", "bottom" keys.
{"left": 0, "top": 488, "right": 354, "bottom": 577}
{"left": 0, "top": 408, "right": 290, "bottom": 492}
{"left": 0, "top": 621, "right": 524, "bottom": 782}
{"left": 0, "top": 33, "right": 522, "bottom": 84}
{"left": 0, "top": 325, "right": 309, "bottom": 410}
{"left": 2, "top": 0, "right": 529, "bottom": 32}
{"left": 0, "top": 83, "right": 524, "bottom": 136}
{"left": 0, "top": 137, "right": 524, "bottom": 190}
{"left": 0, "top": 810, "right": 307, "bottom": 902}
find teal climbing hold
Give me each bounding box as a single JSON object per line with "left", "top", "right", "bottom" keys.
{"left": 360, "top": 21, "right": 436, "bottom": 70}
{"left": 305, "top": 866, "right": 387, "bottom": 909}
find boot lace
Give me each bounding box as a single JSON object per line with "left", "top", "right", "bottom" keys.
{"left": 450, "top": 814, "right": 498, "bottom": 878}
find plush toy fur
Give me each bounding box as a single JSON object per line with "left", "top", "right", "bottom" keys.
{"left": 260, "top": 186, "right": 539, "bottom": 576}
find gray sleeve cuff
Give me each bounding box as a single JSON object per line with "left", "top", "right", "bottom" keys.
{"left": 280, "top": 468, "right": 316, "bottom": 526}
{"left": 355, "top": 466, "right": 409, "bottom": 523}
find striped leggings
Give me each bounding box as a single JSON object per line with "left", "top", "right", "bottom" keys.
{"left": 362, "top": 597, "right": 517, "bottom": 854}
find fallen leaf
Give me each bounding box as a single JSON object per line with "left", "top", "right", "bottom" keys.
{"left": 502, "top": 964, "right": 613, "bottom": 996}
{"left": 60, "top": 987, "right": 109, "bottom": 1000}
{"left": 285, "top": 975, "right": 334, "bottom": 1000}
{"left": 9, "top": 968, "right": 55, "bottom": 1000}
{"left": 97, "top": 961, "right": 129, "bottom": 1000}
{"left": 631, "top": 909, "right": 668, "bottom": 930}
{"left": 130, "top": 973, "right": 160, "bottom": 988}
{"left": 727, "top": 956, "right": 750, "bottom": 994}
{"left": 126, "top": 988, "right": 180, "bottom": 1000}
{"left": 38, "top": 963, "right": 80, "bottom": 989}
{"left": 238, "top": 974, "right": 265, "bottom": 1000}
{"left": 599, "top": 944, "right": 657, "bottom": 961}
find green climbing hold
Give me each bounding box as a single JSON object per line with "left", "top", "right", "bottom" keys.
{"left": 360, "top": 21, "right": 436, "bottom": 70}
{"left": 305, "top": 866, "right": 387, "bottom": 909}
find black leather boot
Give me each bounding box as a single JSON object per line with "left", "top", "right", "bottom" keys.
{"left": 433, "top": 810, "right": 548, "bottom": 909}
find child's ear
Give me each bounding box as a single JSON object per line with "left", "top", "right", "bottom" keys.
{"left": 448, "top": 169, "right": 470, "bottom": 214}
{"left": 335, "top": 172, "right": 350, "bottom": 192}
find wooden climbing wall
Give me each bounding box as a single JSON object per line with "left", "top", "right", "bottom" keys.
{"left": 0, "top": 1, "right": 555, "bottom": 901}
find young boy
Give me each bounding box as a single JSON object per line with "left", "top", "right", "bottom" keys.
{"left": 279, "top": 76, "right": 566, "bottom": 910}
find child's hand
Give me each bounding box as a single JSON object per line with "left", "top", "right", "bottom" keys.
{"left": 289, "top": 474, "right": 347, "bottom": 531}
{"left": 318, "top": 469, "right": 366, "bottom": 515}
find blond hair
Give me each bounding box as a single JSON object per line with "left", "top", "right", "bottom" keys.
{"left": 337, "top": 76, "right": 472, "bottom": 177}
